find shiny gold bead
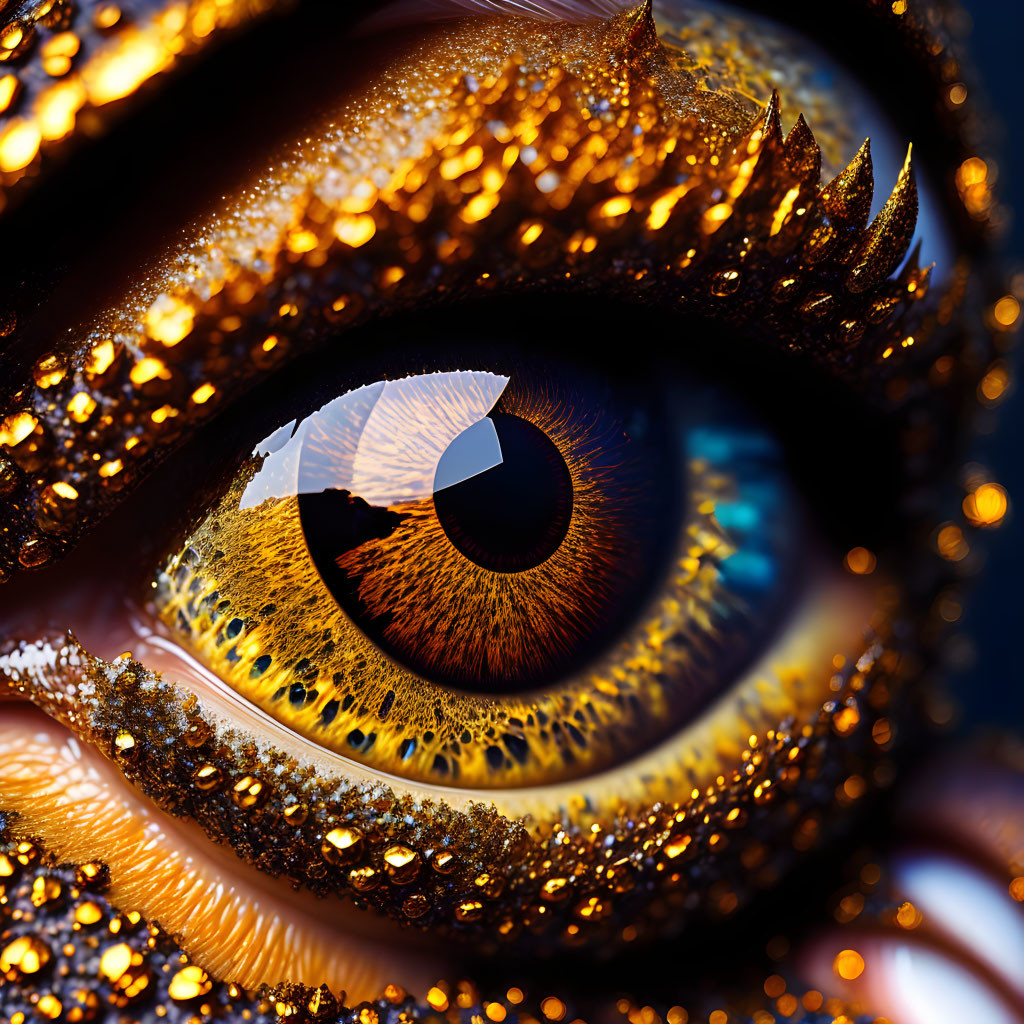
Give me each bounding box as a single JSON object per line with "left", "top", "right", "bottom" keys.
{"left": 192, "top": 764, "right": 222, "bottom": 791}
{"left": 541, "top": 877, "right": 570, "bottom": 902}
{"left": 403, "top": 894, "right": 429, "bottom": 918}
{"left": 168, "top": 965, "right": 212, "bottom": 1001}
{"left": 432, "top": 849, "right": 458, "bottom": 874}
{"left": 382, "top": 843, "right": 420, "bottom": 884}
{"left": 282, "top": 802, "right": 308, "bottom": 826}
{"left": 113, "top": 731, "right": 136, "bottom": 759}
{"left": 30, "top": 875, "right": 62, "bottom": 907}
{"left": 74, "top": 901, "right": 103, "bottom": 926}
{"left": 231, "top": 774, "right": 265, "bottom": 808}
{"left": 1, "top": 935, "right": 52, "bottom": 977}
{"left": 455, "top": 899, "right": 484, "bottom": 922}
{"left": 321, "top": 827, "right": 362, "bottom": 866}
{"left": 348, "top": 866, "right": 379, "bottom": 892}
{"left": 34, "top": 994, "right": 62, "bottom": 1020}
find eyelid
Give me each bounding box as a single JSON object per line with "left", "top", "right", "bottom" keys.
{"left": 1, "top": 542, "right": 887, "bottom": 950}
{"left": 0, "top": 705, "right": 443, "bottom": 999}
{"left": 0, "top": 3, "right": 933, "bottom": 584}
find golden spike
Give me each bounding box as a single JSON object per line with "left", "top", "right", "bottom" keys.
{"left": 782, "top": 114, "right": 821, "bottom": 185}
{"left": 803, "top": 138, "right": 873, "bottom": 263}
{"left": 760, "top": 89, "right": 783, "bottom": 147}
{"left": 821, "top": 137, "right": 874, "bottom": 228}
{"left": 847, "top": 143, "right": 917, "bottom": 294}
{"left": 623, "top": 0, "right": 658, "bottom": 57}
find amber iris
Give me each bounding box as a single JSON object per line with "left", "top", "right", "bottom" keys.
{"left": 433, "top": 413, "right": 573, "bottom": 574}
{"left": 290, "top": 366, "right": 678, "bottom": 692}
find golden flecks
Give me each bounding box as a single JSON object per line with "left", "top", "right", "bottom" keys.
{"left": 896, "top": 900, "right": 922, "bottom": 929}
{"left": 74, "top": 901, "right": 104, "bottom": 926}
{"left": 382, "top": 844, "right": 420, "bottom": 884}
{"left": 33, "top": 355, "right": 68, "bottom": 389}
{"left": 0, "top": 412, "right": 39, "bottom": 448}
{"left": 85, "top": 340, "right": 117, "bottom": 376}
{"left": 98, "top": 942, "right": 133, "bottom": 983}
{"left": 65, "top": 393, "right": 96, "bottom": 426}
{"left": 129, "top": 357, "right": 171, "bottom": 386}
{"left": 34, "top": 994, "right": 63, "bottom": 1020}
{"left": 41, "top": 32, "right": 81, "bottom": 77}
{"left": 993, "top": 294, "right": 1020, "bottom": 329}
{"left": 94, "top": 4, "right": 122, "bottom": 30}
{"left": 662, "top": 834, "right": 691, "bottom": 860}
{"left": 168, "top": 965, "right": 212, "bottom": 1001}
{"left": 30, "top": 875, "right": 62, "bottom": 907}
{"left": 426, "top": 988, "right": 449, "bottom": 1012}
{"left": 97, "top": 459, "right": 123, "bottom": 479}
{"left": 843, "top": 547, "right": 876, "bottom": 575}
{"left": 0, "top": 119, "right": 41, "bottom": 173}
{"left": 0, "top": 74, "right": 21, "bottom": 114}
{"left": 2, "top": 935, "right": 52, "bottom": 977}
{"left": 231, "top": 775, "right": 265, "bottom": 809}
{"left": 190, "top": 383, "right": 216, "bottom": 405}
{"left": 321, "top": 827, "right": 363, "bottom": 866}
{"left": 334, "top": 214, "right": 377, "bottom": 248}
{"left": 114, "top": 730, "right": 136, "bottom": 758}
{"left": 433, "top": 850, "right": 457, "bottom": 875}
{"left": 956, "top": 156, "right": 993, "bottom": 219}
{"left": 963, "top": 482, "right": 1008, "bottom": 527}
{"left": 979, "top": 361, "right": 1010, "bottom": 404}
{"left": 540, "top": 877, "right": 570, "bottom": 902}
{"left": 540, "top": 997, "right": 566, "bottom": 1021}
{"left": 282, "top": 802, "right": 308, "bottom": 826}
{"left": 454, "top": 899, "right": 483, "bottom": 922}
{"left": 832, "top": 948, "right": 865, "bottom": 981}
{"left": 144, "top": 295, "right": 195, "bottom": 346}
{"left": 937, "top": 523, "right": 969, "bottom": 561}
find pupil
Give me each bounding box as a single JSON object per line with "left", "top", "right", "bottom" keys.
{"left": 433, "top": 413, "right": 572, "bottom": 573}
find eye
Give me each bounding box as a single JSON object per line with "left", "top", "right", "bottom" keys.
{"left": 144, "top": 326, "right": 832, "bottom": 790}
{"left": 0, "top": 0, "right": 992, "bottom": 1016}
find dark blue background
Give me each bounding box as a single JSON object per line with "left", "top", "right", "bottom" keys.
{"left": 957, "top": 3, "right": 1024, "bottom": 727}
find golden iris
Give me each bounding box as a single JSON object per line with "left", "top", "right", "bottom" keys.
{"left": 152, "top": 334, "right": 813, "bottom": 790}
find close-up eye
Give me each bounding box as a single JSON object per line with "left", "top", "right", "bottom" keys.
{"left": 0, "top": 1, "right": 1021, "bottom": 1023}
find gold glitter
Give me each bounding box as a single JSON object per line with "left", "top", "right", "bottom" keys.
{"left": 168, "top": 966, "right": 213, "bottom": 1000}
{"left": 832, "top": 949, "right": 865, "bottom": 981}
{"left": 0, "top": 412, "right": 39, "bottom": 448}
{"left": 30, "top": 875, "right": 62, "bottom": 907}
{"left": 963, "top": 482, "right": 1008, "bottom": 527}
{"left": 74, "top": 901, "right": 104, "bottom": 926}
{"left": 321, "top": 827, "right": 363, "bottom": 866}
{"left": 35, "top": 995, "right": 63, "bottom": 1020}
{"left": 1, "top": 935, "right": 52, "bottom": 977}
{"left": 843, "top": 547, "right": 876, "bottom": 575}
{"left": 382, "top": 844, "right": 421, "bottom": 884}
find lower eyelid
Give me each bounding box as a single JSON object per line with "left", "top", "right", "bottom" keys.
{"left": 0, "top": 706, "right": 444, "bottom": 999}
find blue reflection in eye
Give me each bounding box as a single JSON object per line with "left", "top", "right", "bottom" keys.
{"left": 684, "top": 416, "right": 803, "bottom": 612}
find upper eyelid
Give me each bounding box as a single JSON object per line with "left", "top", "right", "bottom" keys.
{"left": 0, "top": 5, "right": 936, "bottom": 585}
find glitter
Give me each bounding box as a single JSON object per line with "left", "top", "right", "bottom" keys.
{"left": 832, "top": 948, "right": 865, "bottom": 980}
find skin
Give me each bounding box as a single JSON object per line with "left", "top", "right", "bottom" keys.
{"left": 0, "top": 1, "right": 1020, "bottom": 1022}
